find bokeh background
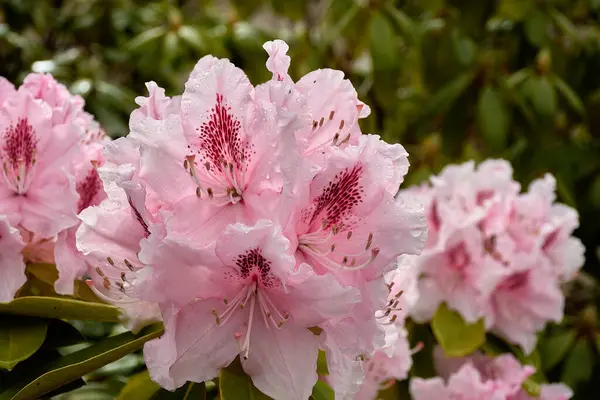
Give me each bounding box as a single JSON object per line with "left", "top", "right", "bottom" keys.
{"left": 1, "top": 0, "right": 600, "bottom": 398}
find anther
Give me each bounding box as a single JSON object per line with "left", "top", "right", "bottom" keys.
{"left": 95, "top": 267, "right": 104, "bottom": 277}
{"left": 124, "top": 259, "right": 134, "bottom": 271}
{"left": 319, "top": 117, "right": 324, "bottom": 127}
{"left": 103, "top": 278, "right": 110, "bottom": 289}
{"left": 330, "top": 244, "right": 336, "bottom": 252}
{"left": 312, "top": 121, "right": 318, "bottom": 130}
{"left": 107, "top": 257, "right": 114, "bottom": 266}
{"left": 329, "top": 111, "right": 335, "bottom": 120}
{"left": 183, "top": 159, "right": 189, "bottom": 169}
{"left": 333, "top": 132, "right": 339, "bottom": 145}
{"left": 196, "top": 187, "right": 202, "bottom": 198}
{"left": 365, "top": 233, "right": 373, "bottom": 250}
{"left": 121, "top": 272, "right": 126, "bottom": 281}
{"left": 347, "top": 231, "right": 353, "bottom": 240}
{"left": 339, "top": 120, "right": 345, "bottom": 130}
{"left": 207, "top": 188, "right": 214, "bottom": 199}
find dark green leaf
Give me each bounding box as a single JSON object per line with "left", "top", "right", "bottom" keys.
{"left": 540, "top": 328, "right": 577, "bottom": 371}
{"left": 529, "top": 76, "right": 557, "bottom": 118}
{"left": 0, "top": 296, "right": 120, "bottom": 322}
{"left": 118, "top": 370, "right": 161, "bottom": 400}
{"left": 43, "top": 319, "right": 85, "bottom": 349}
{"left": 220, "top": 358, "right": 272, "bottom": 400}
{"left": 178, "top": 26, "right": 205, "bottom": 51}
{"left": 551, "top": 75, "right": 585, "bottom": 116}
{"left": 431, "top": 303, "right": 485, "bottom": 357}
{"left": 151, "top": 382, "right": 205, "bottom": 400}
{"left": 0, "top": 323, "right": 163, "bottom": 400}
{"left": 560, "top": 339, "right": 595, "bottom": 389}
{"left": 524, "top": 10, "right": 549, "bottom": 47}
{"left": 370, "top": 11, "right": 398, "bottom": 71}
{"left": 477, "top": 86, "right": 510, "bottom": 151}
{"left": 127, "top": 26, "right": 168, "bottom": 51}
{"left": 420, "top": 72, "right": 476, "bottom": 121}
{"left": 0, "top": 316, "right": 48, "bottom": 371}
{"left": 496, "top": 0, "right": 534, "bottom": 21}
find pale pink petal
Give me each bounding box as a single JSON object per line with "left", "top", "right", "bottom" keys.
{"left": 54, "top": 226, "right": 87, "bottom": 294}
{"left": 0, "top": 216, "right": 26, "bottom": 302}
{"left": 0, "top": 77, "right": 16, "bottom": 105}
{"left": 241, "top": 320, "right": 319, "bottom": 400}
{"left": 270, "top": 263, "right": 360, "bottom": 327}
{"left": 263, "top": 40, "right": 292, "bottom": 82}
{"left": 145, "top": 299, "right": 243, "bottom": 391}
{"left": 410, "top": 377, "right": 449, "bottom": 400}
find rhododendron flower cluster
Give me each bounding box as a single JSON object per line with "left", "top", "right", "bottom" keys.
{"left": 402, "top": 160, "right": 585, "bottom": 353}
{"left": 0, "top": 73, "right": 106, "bottom": 301}
{"left": 72, "top": 39, "right": 427, "bottom": 399}
{"left": 410, "top": 347, "right": 573, "bottom": 400}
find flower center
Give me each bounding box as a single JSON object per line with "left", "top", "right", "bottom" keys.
{"left": 86, "top": 256, "right": 140, "bottom": 305}
{"left": 184, "top": 94, "right": 253, "bottom": 203}
{"left": 211, "top": 248, "right": 290, "bottom": 360}
{"left": 2, "top": 118, "right": 38, "bottom": 194}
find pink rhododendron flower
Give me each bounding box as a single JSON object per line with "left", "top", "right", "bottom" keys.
{"left": 142, "top": 220, "right": 360, "bottom": 399}
{"left": 0, "top": 215, "right": 26, "bottom": 302}
{"left": 402, "top": 160, "right": 584, "bottom": 352}
{"left": 0, "top": 72, "right": 109, "bottom": 300}
{"left": 410, "top": 348, "right": 573, "bottom": 400}
{"left": 75, "top": 162, "right": 161, "bottom": 332}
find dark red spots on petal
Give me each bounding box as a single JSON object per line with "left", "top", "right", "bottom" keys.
{"left": 197, "top": 94, "right": 252, "bottom": 173}
{"left": 235, "top": 247, "right": 278, "bottom": 287}
{"left": 76, "top": 168, "right": 102, "bottom": 213}
{"left": 3, "top": 118, "right": 37, "bottom": 168}
{"left": 310, "top": 164, "right": 364, "bottom": 228}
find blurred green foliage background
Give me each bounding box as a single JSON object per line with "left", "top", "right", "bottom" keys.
{"left": 1, "top": 0, "right": 600, "bottom": 398}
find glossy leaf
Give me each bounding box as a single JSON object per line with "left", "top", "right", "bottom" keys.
{"left": 477, "top": 86, "right": 510, "bottom": 151}
{"left": 524, "top": 10, "right": 549, "bottom": 47}
{"left": 0, "top": 296, "right": 120, "bottom": 322}
{"left": 220, "top": 358, "right": 272, "bottom": 400}
{"left": 0, "top": 316, "right": 48, "bottom": 371}
{"left": 431, "top": 303, "right": 486, "bottom": 357}
{"left": 0, "top": 323, "right": 163, "bottom": 400}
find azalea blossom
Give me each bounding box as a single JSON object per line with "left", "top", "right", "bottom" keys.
{"left": 410, "top": 347, "right": 573, "bottom": 400}
{"left": 403, "top": 160, "right": 584, "bottom": 352}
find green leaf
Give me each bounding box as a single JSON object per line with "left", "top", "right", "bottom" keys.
{"left": 540, "top": 328, "right": 577, "bottom": 371}
{"left": 0, "top": 296, "right": 120, "bottom": 322}
{"left": 220, "top": 358, "right": 272, "bottom": 400}
{"left": 151, "top": 382, "right": 205, "bottom": 399}
{"left": 506, "top": 69, "right": 533, "bottom": 88}
{"left": 551, "top": 75, "right": 585, "bottom": 116}
{"left": 0, "top": 323, "right": 163, "bottom": 400}
{"left": 43, "top": 319, "right": 85, "bottom": 349}
{"left": 370, "top": 11, "right": 398, "bottom": 71}
{"left": 496, "top": 0, "right": 534, "bottom": 21}
{"left": 477, "top": 86, "right": 510, "bottom": 151}
{"left": 317, "top": 350, "right": 329, "bottom": 375}
{"left": 177, "top": 26, "right": 205, "bottom": 51}
{"left": 310, "top": 380, "right": 334, "bottom": 400}
{"left": 421, "top": 72, "right": 476, "bottom": 121}
{"left": 524, "top": 10, "right": 549, "bottom": 47}
{"left": 431, "top": 303, "right": 485, "bottom": 357}
{"left": 127, "top": 26, "right": 168, "bottom": 51}
{"left": 522, "top": 378, "right": 541, "bottom": 397}
{"left": 561, "top": 339, "right": 595, "bottom": 389}
{"left": 529, "top": 76, "right": 557, "bottom": 118}
{"left": 0, "top": 316, "right": 48, "bottom": 371}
